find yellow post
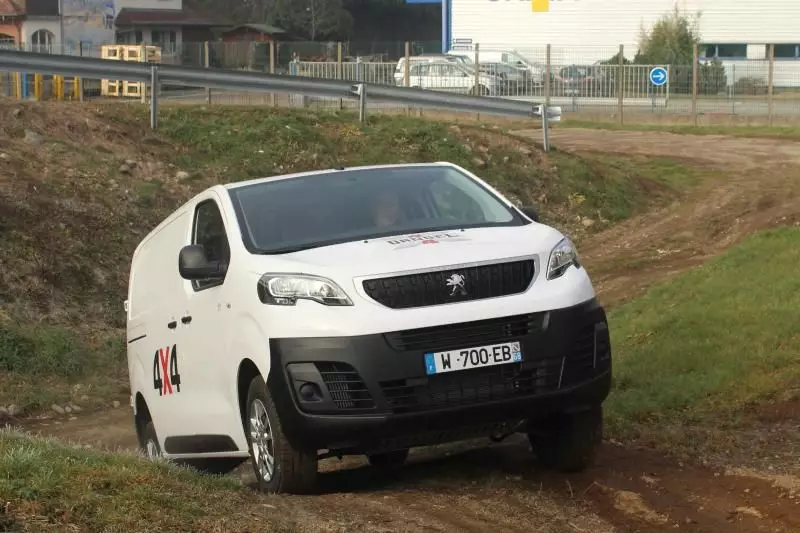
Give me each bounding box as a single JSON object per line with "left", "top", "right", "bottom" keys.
{"left": 54, "top": 75, "right": 64, "bottom": 100}
{"left": 34, "top": 73, "right": 43, "bottom": 100}
{"left": 12, "top": 72, "right": 19, "bottom": 100}
{"left": 73, "top": 77, "right": 80, "bottom": 100}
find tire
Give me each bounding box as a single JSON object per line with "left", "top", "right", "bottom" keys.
{"left": 367, "top": 448, "right": 409, "bottom": 469}
{"left": 527, "top": 404, "right": 603, "bottom": 473}
{"left": 140, "top": 420, "right": 162, "bottom": 459}
{"left": 245, "top": 375, "right": 317, "bottom": 494}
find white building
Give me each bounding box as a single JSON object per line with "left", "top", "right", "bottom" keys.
{"left": 446, "top": 0, "right": 800, "bottom": 87}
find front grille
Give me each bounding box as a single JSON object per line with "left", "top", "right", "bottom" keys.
{"left": 380, "top": 321, "right": 609, "bottom": 414}
{"left": 315, "top": 362, "right": 375, "bottom": 410}
{"left": 384, "top": 313, "right": 541, "bottom": 352}
{"left": 380, "top": 359, "right": 557, "bottom": 414}
{"left": 362, "top": 259, "right": 536, "bottom": 309}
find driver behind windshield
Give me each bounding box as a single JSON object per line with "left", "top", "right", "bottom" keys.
{"left": 372, "top": 190, "right": 403, "bottom": 228}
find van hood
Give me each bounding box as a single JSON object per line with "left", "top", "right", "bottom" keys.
{"left": 248, "top": 224, "right": 562, "bottom": 281}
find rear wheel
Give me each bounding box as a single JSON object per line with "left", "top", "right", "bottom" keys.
{"left": 140, "top": 420, "right": 162, "bottom": 459}
{"left": 527, "top": 405, "right": 603, "bottom": 473}
{"left": 367, "top": 448, "right": 409, "bottom": 469}
{"left": 245, "top": 375, "right": 318, "bottom": 494}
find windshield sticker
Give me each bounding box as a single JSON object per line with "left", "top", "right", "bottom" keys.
{"left": 384, "top": 232, "right": 471, "bottom": 250}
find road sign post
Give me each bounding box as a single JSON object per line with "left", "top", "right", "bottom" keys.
{"left": 649, "top": 66, "right": 667, "bottom": 87}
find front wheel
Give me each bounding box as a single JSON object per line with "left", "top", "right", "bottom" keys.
{"left": 245, "top": 375, "right": 318, "bottom": 494}
{"left": 527, "top": 404, "right": 603, "bottom": 473}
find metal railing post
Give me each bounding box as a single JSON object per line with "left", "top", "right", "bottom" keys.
{"left": 617, "top": 44, "right": 624, "bottom": 124}
{"left": 358, "top": 83, "right": 367, "bottom": 123}
{"left": 204, "top": 41, "right": 211, "bottom": 105}
{"left": 150, "top": 65, "right": 159, "bottom": 130}
{"left": 474, "top": 43, "right": 480, "bottom": 121}
{"left": 541, "top": 105, "right": 550, "bottom": 153}
{"left": 767, "top": 44, "right": 775, "bottom": 126}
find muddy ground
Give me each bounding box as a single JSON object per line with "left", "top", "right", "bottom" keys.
{"left": 12, "top": 128, "right": 800, "bottom": 532}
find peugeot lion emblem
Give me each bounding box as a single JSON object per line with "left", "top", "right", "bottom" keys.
{"left": 446, "top": 273, "right": 467, "bottom": 296}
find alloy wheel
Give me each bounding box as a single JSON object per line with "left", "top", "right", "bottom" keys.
{"left": 249, "top": 398, "right": 276, "bottom": 482}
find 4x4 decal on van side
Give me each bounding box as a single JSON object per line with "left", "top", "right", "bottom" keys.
{"left": 153, "top": 345, "right": 182, "bottom": 396}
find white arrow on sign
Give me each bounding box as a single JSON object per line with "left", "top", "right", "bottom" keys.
{"left": 649, "top": 66, "right": 667, "bottom": 86}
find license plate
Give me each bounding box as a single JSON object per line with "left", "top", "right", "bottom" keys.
{"left": 424, "top": 341, "right": 523, "bottom": 375}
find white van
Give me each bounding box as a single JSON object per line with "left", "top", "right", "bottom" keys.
{"left": 124, "top": 162, "right": 612, "bottom": 494}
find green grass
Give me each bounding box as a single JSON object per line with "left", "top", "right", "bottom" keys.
{"left": 0, "top": 430, "right": 298, "bottom": 532}
{"left": 0, "top": 324, "right": 126, "bottom": 414}
{"left": 155, "top": 105, "right": 709, "bottom": 229}
{"left": 554, "top": 120, "right": 800, "bottom": 140}
{"left": 606, "top": 227, "right": 800, "bottom": 440}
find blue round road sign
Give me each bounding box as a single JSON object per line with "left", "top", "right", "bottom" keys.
{"left": 649, "top": 67, "right": 667, "bottom": 86}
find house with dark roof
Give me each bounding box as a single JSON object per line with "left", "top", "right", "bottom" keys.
{"left": 113, "top": 0, "right": 230, "bottom": 54}
{"left": 215, "top": 23, "right": 288, "bottom": 69}
{"left": 0, "top": 0, "right": 62, "bottom": 49}
{"left": 220, "top": 23, "right": 286, "bottom": 44}
{"left": 22, "top": 0, "right": 61, "bottom": 51}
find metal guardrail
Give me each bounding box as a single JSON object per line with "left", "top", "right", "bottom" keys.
{"left": 0, "top": 49, "right": 563, "bottom": 150}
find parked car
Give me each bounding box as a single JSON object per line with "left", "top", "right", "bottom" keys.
{"left": 394, "top": 54, "right": 471, "bottom": 86}
{"left": 404, "top": 60, "right": 504, "bottom": 96}
{"left": 125, "top": 162, "right": 613, "bottom": 494}
{"left": 554, "top": 64, "right": 616, "bottom": 97}
{"left": 478, "top": 61, "right": 534, "bottom": 96}
{"left": 447, "top": 49, "right": 547, "bottom": 87}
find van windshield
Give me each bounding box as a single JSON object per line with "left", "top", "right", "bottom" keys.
{"left": 227, "top": 165, "right": 526, "bottom": 254}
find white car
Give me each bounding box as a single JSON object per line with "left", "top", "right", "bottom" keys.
{"left": 124, "top": 162, "right": 612, "bottom": 494}
{"left": 393, "top": 54, "right": 472, "bottom": 86}
{"left": 404, "top": 60, "right": 504, "bottom": 96}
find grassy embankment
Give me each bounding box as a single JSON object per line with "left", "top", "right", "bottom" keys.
{"left": 605, "top": 227, "right": 800, "bottom": 452}
{"left": 0, "top": 102, "right": 708, "bottom": 415}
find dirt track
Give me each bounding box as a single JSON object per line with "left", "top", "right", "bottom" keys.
{"left": 526, "top": 128, "right": 800, "bottom": 307}
{"left": 14, "top": 128, "right": 800, "bottom": 532}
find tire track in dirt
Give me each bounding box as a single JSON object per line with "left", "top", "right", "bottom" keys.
{"left": 16, "top": 410, "right": 800, "bottom": 532}
{"left": 512, "top": 128, "right": 800, "bottom": 307}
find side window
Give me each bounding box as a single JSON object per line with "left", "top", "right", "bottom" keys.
{"left": 412, "top": 64, "right": 429, "bottom": 76}
{"left": 192, "top": 199, "right": 230, "bottom": 291}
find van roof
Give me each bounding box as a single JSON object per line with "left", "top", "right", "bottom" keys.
{"left": 223, "top": 161, "right": 454, "bottom": 190}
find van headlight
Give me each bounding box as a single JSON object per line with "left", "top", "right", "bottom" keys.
{"left": 257, "top": 274, "right": 353, "bottom": 306}
{"left": 546, "top": 238, "right": 581, "bottom": 280}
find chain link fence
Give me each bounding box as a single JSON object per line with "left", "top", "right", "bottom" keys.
{"left": 4, "top": 40, "right": 800, "bottom": 124}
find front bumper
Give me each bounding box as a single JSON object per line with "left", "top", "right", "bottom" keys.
{"left": 267, "top": 298, "right": 611, "bottom": 454}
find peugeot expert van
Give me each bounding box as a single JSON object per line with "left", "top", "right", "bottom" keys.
{"left": 124, "top": 162, "right": 612, "bottom": 494}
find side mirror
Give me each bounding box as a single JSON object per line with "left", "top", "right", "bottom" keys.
{"left": 178, "top": 244, "right": 225, "bottom": 280}
{"left": 519, "top": 205, "right": 540, "bottom": 223}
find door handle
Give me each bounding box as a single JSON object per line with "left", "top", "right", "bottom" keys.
{"left": 181, "top": 315, "right": 192, "bottom": 325}
{"left": 167, "top": 321, "right": 177, "bottom": 329}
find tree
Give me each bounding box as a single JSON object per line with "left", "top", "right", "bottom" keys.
{"left": 634, "top": 4, "right": 700, "bottom": 65}
{"left": 274, "top": 0, "right": 353, "bottom": 40}
{"left": 629, "top": 3, "right": 727, "bottom": 95}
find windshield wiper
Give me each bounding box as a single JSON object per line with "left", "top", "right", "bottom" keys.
{"left": 258, "top": 244, "right": 320, "bottom": 255}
